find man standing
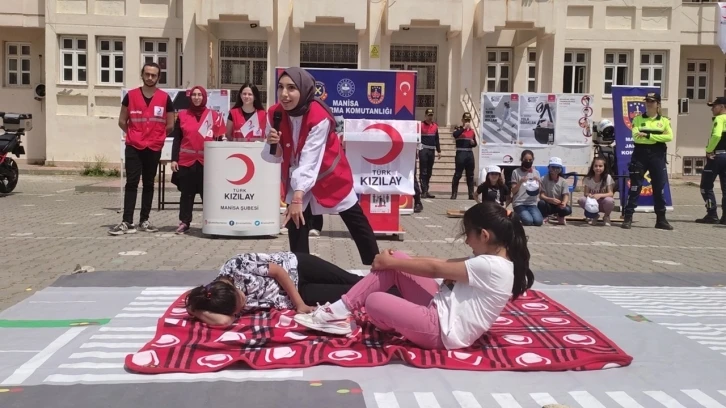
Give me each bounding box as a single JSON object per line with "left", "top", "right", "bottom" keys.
{"left": 109, "top": 62, "right": 174, "bottom": 235}
{"left": 419, "top": 108, "right": 441, "bottom": 198}
{"left": 696, "top": 96, "right": 726, "bottom": 224}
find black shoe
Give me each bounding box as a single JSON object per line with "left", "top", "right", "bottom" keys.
{"left": 414, "top": 202, "right": 423, "bottom": 213}
{"left": 695, "top": 215, "right": 719, "bottom": 224}
{"left": 621, "top": 217, "right": 632, "bottom": 229}
{"left": 423, "top": 192, "right": 436, "bottom": 199}
{"left": 450, "top": 193, "right": 457, "bottom": 200}
{"left": 655, "top": 214, "right": 674, "bottom": 231}
{"left": 468, "top": 194, "right": 475, "bottom": 200}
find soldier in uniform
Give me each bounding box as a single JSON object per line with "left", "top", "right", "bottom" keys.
{"left": 451, "top": 112, "right": 477, "bottom": 200}
{"left": 621, "top": 92, "right": 673, "bottom": 230}
{"left": 419, "top": 108, "right": 441, "bottom": 198}
{"left": 696, "top": 96, "right": 726, "bottom": 224}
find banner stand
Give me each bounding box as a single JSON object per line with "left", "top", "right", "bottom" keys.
{"left": 360, "top": 194, "right": 405, "bottom": 241}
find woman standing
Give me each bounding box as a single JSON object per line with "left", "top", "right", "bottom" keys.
{"left": 261, "top": 67, "right": 379, "bottom": 266}
{"left": 170, "top": 86, "right": 225, "bottom": 234}
{"left": 451, "top": 112, "right": 477, "bottom": 200}
{"left": 226, "top": 83, "right": 267, "bottom": 141}
{"left": 621, "top": 92, "right": 673, "bottom": 230}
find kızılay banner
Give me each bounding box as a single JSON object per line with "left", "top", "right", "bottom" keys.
{"left": 610, "top": 85, "right": 674, "bottom": 211}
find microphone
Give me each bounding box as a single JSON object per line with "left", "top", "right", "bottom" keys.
{"left": 271, "top": 110, "right": 282, "bottom": 155}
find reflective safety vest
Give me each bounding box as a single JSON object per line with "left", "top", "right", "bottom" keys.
{"left": 230, "top": 108, "right": 267, "bottom": 141}
{"left": 421, "top": 121, "right": 439, "bottom": 149}
{"left": 267, "top": 102, "right": 354, "bottom": 208}
{"left": 125, "top": 88, "right": 168, "bottom": 152}
{"left": 177, "top": 109, "right": 224, "bottom": 167}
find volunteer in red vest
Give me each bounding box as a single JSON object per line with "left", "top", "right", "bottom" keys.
{"left": 169, "top": 86, "right": 225, "bottom": 235}
{"left": 261, "top": 67, "right": 380, "bottom": 266}
{"left": 451, "top": 112, "right": 478, "bottom": 200}
{"left": 110, "top": 62, "right": 174, "bottom": 236}
{"left": 225, "top": 83, "right": 267, "bottom": 141}
{"left": 419, "top": 108, "right": 441, "bottom": 199}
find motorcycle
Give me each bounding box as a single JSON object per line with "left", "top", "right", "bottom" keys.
{"left": 0, "top": 112, "right": 32, "bottom": 194}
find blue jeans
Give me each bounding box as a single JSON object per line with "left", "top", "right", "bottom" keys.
{"left": 514, "top": 204, "right": 543, "bottom": 226}
{"left": 537, "top": 200, "right": 573, "bottom": 217}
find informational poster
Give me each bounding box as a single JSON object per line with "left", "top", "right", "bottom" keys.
{"left": 370, "top": 194, "right": 392, "bottom": 214}
{"left": 718, "top": 3, "right": 726, "bottom": 53}
{"left": 478, "top": 92, "right": 594, "bottom": 175}
{"left": 119, "top": 88, "right": 231, "bottom": 161}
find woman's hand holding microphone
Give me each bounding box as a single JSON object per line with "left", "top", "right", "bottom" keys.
{"left": 267, "top": 128, "right": 282, "bottom": 157}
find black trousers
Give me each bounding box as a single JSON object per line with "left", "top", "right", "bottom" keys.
{"left": 178, "top": 162, "right": 204, "bottom": 225}
{"left": 287, "top": 202, "right": 379, "bottom": 265}
{"left": 414, "top": 161, "right": 421, "bottom": 204}
{"left": 296, "top": 252, "right": 362, "bottom": 304}
{"left": 700, "top": 153, "right": 726, "bottom": 217}
{"left": 623, "top": 148, "right": 668, "bottom": 217}
{"left": 311, "top": 214, "right": 323, "bottom": 231}
{"left": 419, "top": 148, "right": 436, "bottom": 193}
{"left": 123, "top": 145, "right": 162, "bottom": 224}
{"left": 452, "top": 150, "right": 475, "bottom": 193}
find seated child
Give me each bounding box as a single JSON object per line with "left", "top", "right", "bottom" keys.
{"left": 185, "top": 252, "right": 363, "bottom": 326}
{"left": 475, "top": 165, "right": 510, "bottom": 207}
{"left": 537, "top": 157, "right": 572, "bottom": 225}
{"left": 578, "top": 157, "right": 615, "bottom": 226}
{"left": 294, "top": 201, "right": 535, "bottom": 350}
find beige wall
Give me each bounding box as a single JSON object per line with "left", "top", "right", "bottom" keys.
{"left": 0, "top": 0, "right": 724, "bottom": 174}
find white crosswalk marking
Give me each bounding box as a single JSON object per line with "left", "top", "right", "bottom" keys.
{"left": 98, "top": 327, "right": 156, "bottom": 332}
{"left": 644, "top": 390, "right": 687, "bottom": 407}
{"left": 491, "top": 393, "right": 522, "bottom": 408}
{"left": 570, "top": 391, "right": 607, "bottom": 407}
{"left": 529, "top": 393, "right": 558, "bottom": 406}
{"left": 374, "top": 392, "right": 400, "bottom": 408}
{"left": 413, "top": 392, "right": 441, "bottom": 408}
{"left": 682, "top": 389, "right": 726, "bottom": 408}
{"left": 608, "top": 391, "right": 645, "bottom": 407}
{"left": 90, "top": 334, "right": 152, "bottom": 340}
{"left": 661, "top": 323, "right": 726, "bottom": 356}
{"left": 452, "top": 391, "right": 482, "bottom": 408}
{"left": 584, "top": 286, "right": 726, "bottom": 318}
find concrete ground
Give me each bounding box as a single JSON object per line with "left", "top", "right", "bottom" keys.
{"left": 0, "top": 174, "right": 725, "bottom": 407}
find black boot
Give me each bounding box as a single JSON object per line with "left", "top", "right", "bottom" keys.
{"left": 466, "top": 177, "right": 475, "bottom": 200}
{"left": 450, "top": 179, "right": 459, "bottom": 200}
{"left": 695, "top": 214, "right": 719, "bottom": 224}
{"left": 621, "top": 215, "right": 633, "bottom": 229}
{"left": 655, "top": 211, "right": 674, "bottom": 230}
{"left": 414, "top": 201, "right": 423, "bottom": 213}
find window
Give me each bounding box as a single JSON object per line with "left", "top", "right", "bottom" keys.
{"left": 177, "top": 39, "right": 183, "bottom": 88}
{"left": 5, "top": 43, "right": 31, "bottom": 86}
{"left": 141, "top": 39, "right": 168, "bottom": 86}
{"left": 219, "top": 40, "right": 268, "bottom": 105}
{"left": 60, "top": 36, "right": 87, "bottom": 83}
{"left": 686, "top": 60, "right": 709, "bottom": 101}
{"left": 563, "top": 50, "right": 588, "bottom": 93}
{"left": 682, "top": 156, "right": 706, "bottom": 176}
{"left": 604, "top": 51, "right": 630, "bottom": 95}
{"left": 486, "top": 49, "right": 511, "bottom": 92}
{"left": 98, "top": 38, "right": 124, "bottom": 85}
{"left": 640, "top": 52, "right": 666, "bottom": 94}
{"left": 527, "top": 48, "right": 537, "bottom": 93}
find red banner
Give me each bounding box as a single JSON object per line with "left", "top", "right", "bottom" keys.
{"left": 395, "top": 72, "right": 415, "bottom": 115}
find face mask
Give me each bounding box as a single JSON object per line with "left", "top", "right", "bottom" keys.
{"left": 522, "top": 161, "right": 533, "bottom": 169}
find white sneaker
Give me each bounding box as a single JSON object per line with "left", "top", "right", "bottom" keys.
{"left": 309, "top": 229, "right": 320, "bottom": 236}
{"left": 603, "top": 216, "right": 611, "bottom": 226}
{"left": 294, "top": 303, "right": 352, "bottom": 335}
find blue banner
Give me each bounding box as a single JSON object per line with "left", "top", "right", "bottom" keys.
{"left": 611, "top": 85, "right": 673, "bottom": 210}
{"left": 275, "top": 68, "right": 417, "bottom": 124}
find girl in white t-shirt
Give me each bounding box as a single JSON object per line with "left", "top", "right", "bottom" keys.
{"left": 577, "top": 157, "right": 615, "bottom": 226}
{"left": 294, "top": 201, "right": 535, "bottom": 350}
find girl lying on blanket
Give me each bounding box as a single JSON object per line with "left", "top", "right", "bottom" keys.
{"left": 185, "top": 252, "right": 364, "bottom": 326}
{"left": 294, "top": 200, "right": 535, "bottom": 350}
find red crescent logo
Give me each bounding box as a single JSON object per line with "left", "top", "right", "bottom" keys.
{"left": 362, "top": 123, "right": 404, "bottom": 165}
{"left": 226, "top": 153, "right": 255, "bottom": 185}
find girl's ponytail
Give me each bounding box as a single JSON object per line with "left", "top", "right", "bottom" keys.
{"left": 506, "top": 211, "right": 534, "bottom": 299}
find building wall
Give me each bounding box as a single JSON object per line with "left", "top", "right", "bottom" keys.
{"left": 0, "top": 0, "right": 724, "bottom": 174}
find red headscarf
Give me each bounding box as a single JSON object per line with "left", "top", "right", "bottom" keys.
{"left": 188, "top": 86, "right": 208, "bottom": 116}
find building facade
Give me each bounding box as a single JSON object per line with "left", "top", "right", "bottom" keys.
{"left": 0, "top": 0, "right": 721, "bottom": 175}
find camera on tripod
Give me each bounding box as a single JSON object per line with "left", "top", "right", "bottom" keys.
{"left": 0, "top": 112, "right": 33, "bottom": 134}
{"left": 592, "top": 118, "right": 615, "bottom": 145}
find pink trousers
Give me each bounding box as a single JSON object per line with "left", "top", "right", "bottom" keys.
{"left": 341, "top": 252, "right": 445, "bottom": 349}
{"left": 577, "top": 196, "right": 615, "bottom": 216}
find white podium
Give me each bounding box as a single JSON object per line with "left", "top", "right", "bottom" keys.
{"left": 202, "top": 142, "right": 281, "bottom": 237}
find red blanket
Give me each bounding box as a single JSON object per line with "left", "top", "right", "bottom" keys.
{"left": 125, "top": 290, "right": 632, "bottom": 373}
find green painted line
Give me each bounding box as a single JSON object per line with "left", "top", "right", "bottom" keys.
{"left": 0, "top": 319, "right": 111, "bottom": 328}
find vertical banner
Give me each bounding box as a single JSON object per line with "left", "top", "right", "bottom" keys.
{"left": 478, "top": 93, "right": 593, "bottom": 177}
{"left": 611, "top": 85, "right": 674, "bottom": 211}
{"left": 718, "top": 3, "right": 726, "bottom": 53}
{"left": 276, "top": 67, "right": 418, "bottom": 214}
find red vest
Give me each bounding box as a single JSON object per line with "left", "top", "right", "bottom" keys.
{"left": 125, "top": 88, "right": 168, "bottom": 151}
{"left": 460, "top": 129, "right": 475, "bottom": 139}
{"left": 177, "top": 109, "right": 224, "bottom": 167}
{"left": 421, "top": 121, "right": 438, "bottom": 136}
{"left": 229, "top": 108, "right": 267, "bottom": 141}
{"left": 268, "top": 102, "right": 353, "bottom": 208}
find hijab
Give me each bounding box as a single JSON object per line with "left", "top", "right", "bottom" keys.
{"left": 279, "top": 67, "right": 335, "bottom": 119}
{"left": 188, "top": 86, "right": 208, "bottom": 117}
